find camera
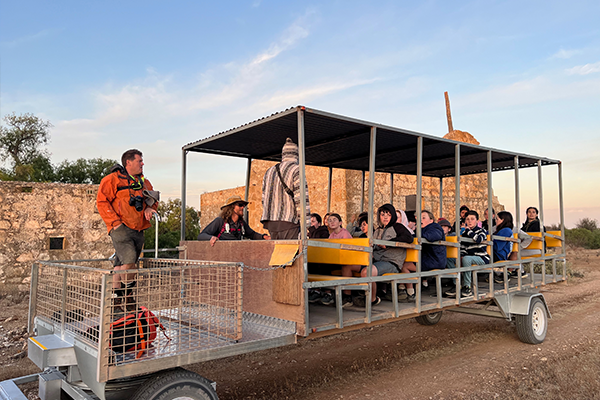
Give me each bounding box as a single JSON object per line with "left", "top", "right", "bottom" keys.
{"left": 129, "top": 195, "right": 144, "bottom": 212}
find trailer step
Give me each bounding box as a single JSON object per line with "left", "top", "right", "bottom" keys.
{"left": 28, "top": 335, "right": 77, "bottom": 370}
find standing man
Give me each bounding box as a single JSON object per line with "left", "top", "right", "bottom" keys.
{"left": 97, "top": 149, "right": 158, "bottom": 311}
{"left": 261, "top": 138, "right": 311, "bottom": 239}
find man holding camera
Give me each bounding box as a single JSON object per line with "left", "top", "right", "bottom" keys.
{"left": 97, "top": 149, "right": 158, "bottom": 311}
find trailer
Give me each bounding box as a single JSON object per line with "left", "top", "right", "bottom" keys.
{"left": 1, "top": 106, "right": 566, "bottom": 399}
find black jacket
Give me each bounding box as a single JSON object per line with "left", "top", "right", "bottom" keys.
{"left": 198, "top": 217, "right": 264, "bottom": 241}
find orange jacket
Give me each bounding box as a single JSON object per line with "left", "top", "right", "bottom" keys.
{"left": 97, "top": 171, "right": 157, "bottom": 233}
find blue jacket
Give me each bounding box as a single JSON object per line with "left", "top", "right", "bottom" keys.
{"left": 421, "top": 222, "right": 447, "bottom": 271}
{"left": 493, "top": 227, "right": 513, "bottom": 261}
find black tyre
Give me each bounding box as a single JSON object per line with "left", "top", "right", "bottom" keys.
{"left": 515, "top": 297, "right": 548, "bottom": 344}
{"left": 131, "top": 368, "right": 218, "bottom": 400}
{"left": 415, "top": 311, "right": 443, "bottom": 326}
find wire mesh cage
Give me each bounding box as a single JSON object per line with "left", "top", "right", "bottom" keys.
{"left": 30, "top": 258, "right": 243, "bottom": 370}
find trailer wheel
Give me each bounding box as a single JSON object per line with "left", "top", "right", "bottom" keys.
{"left": 515, "top": 297, "right": 548, "bottom": 344}
{"left": 131, "top": 368, "right": 218, "bottom": 400}
{"left": 415, "top": 311, "right": 443, "bottom": 326}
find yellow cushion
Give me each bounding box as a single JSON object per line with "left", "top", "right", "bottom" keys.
{"left": 307, "top": 238, "right": 370, "bottom": 265}
{"left": 526, "top": 232, "right": 543, "bottom": 250}
{"left": 545, "top": 230, "right": 562, "bottom": 248}
{"left": 405, "top": 238, "right": 419, "bottom": 263}
{"left": 446, "top": 236, "right": 459, "bottom": 259}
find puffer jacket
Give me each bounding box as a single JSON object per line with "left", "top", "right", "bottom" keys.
{"left": 97, "top": 166, "right": 156, "bottom": 233}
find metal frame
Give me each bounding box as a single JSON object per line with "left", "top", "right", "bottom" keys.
{"left": 179, "top": 105, "right": 566, "bottom": 334}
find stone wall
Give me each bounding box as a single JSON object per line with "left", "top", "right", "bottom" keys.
{"left": 0, "top": 182, "right": 113, "bottom": 285}
{"left": 199, "top": 131, "right": 504, "bottom": 232}
{"left": 200, "top": 163, "right": 503, "bottom": 233}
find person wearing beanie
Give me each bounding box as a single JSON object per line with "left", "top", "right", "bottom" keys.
{"left": 261, "top": 138, "right": 311, "bottom": 239}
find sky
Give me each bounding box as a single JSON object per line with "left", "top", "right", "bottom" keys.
{"left": 1, "top": 0, "right": 599, "bottom": 228}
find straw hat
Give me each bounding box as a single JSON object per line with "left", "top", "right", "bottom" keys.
{"left": 221, "top": 195, "right": 250, "bottom": 209}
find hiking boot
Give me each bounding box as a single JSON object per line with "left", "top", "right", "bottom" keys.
{"left": 493, "top": 274, "right": 505, "bottom": 284}
{"left": 342, "top": 295, "right": 354, "bottom": 308}
{"left": 308, "top": 290, "right": 322, "bottom": 304}
{"left": 319, "top": 292, "right": 335, "bottom": 306}
{"left": 460, "top": 286, "right": 473, "bottom": 298}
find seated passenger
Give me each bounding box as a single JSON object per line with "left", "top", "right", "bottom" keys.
{"left": 444, "top": 210, "right": 490, "bottom": 298}
{"left": 437, "top": 218, "right": 454, "bottom": 236}
{"left": 198, "top": 196, "right": 270, "bottom": 246}
{"left": 341, "top": 204, "right": 413, "bottom": 307}
{"left": 522, "top": 206, "right": 541, "bottom": 232}
{"left": 482, "top": 208, "right": 496, "bottom": 233}
{"left": 400, "top": 210, "right": 446, "bottom": 301}
{"left": 308, "top": 213, "right": 329, "bottom": 238}
{"left": 491, "top": 211, "right": 514, "bottom": 283}
{"left": 328, "top": 213, "right": 352, "bottom": 239}
{"left": 357, "top": 212, "right": 368, "bottom": 238}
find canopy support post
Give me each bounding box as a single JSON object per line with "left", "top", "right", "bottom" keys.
{"left": 366, "top": 126, "right": 377, "bottom": 323}
{"left": 327, "top": 167, "right": 333, "bottom": 213}
{"left": 180, "top": 149, "right": 187, "bottom": 242}
{"left": 416, "top": 136, "right": 423, "bottom": 312}
{"left": 390, "top": 173, "right": 394, "bottom": 205}
{"left": 361, "top": 171, "right": 366, "bottom": 212}
{"left": 487, "top": 151, "right": 494, "bottom": 264}
{"left": 244, "top": 158, "right": 252, "bottom": 221}
{"left": 297, "top": 109, "right": 308, "bottom": 243}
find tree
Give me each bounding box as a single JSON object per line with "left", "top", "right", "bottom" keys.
{"left": 575, "top": 218, "right": 598, "bottom": 232}
{"left": 54, "top": 158, "right": 116, "bottom": 184}
{"left": 0, "top": 112, "right": 53, "bottom": 181}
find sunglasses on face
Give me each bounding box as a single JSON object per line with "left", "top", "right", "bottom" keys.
{"left": 235, "top": 202, "right": 246, "bottom": 207}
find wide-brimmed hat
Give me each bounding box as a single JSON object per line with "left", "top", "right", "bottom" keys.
{"left": 221, "top": 195, "right": 250, "bottom": 209}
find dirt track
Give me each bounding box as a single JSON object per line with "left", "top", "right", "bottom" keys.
{"left": 1, "top": 248, "right": 599, "bottom": 399}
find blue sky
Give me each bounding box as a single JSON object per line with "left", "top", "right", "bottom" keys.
{"left": 1, "top": 0, "right": 599, "bottom": 227}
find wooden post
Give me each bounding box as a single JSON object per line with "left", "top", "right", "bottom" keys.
{"left": 445, "top": 91, "right": 454, "bottom": 133}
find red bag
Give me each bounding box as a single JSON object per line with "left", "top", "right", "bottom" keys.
{"left": 109, "top": 306, "right": 168, "bottom": 358}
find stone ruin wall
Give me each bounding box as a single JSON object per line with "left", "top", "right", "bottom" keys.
{"left": 0, "top": 181, "right": 113, "bottom": 286}
{"left": 200, "top": 160, "right": 504, "bottom": 233}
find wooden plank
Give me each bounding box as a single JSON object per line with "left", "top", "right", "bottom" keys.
{"left": 273, "top": 255, "right": 303, "bottom": 305}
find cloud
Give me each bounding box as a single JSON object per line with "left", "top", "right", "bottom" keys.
{"left": 251, "top": 0, "right": 262, "bottom": 8}
{"left": 454, "top": 75, "right": 600, "bottom": 110}
{"left": 1, "top": 29, "right": 59, "bottom": 48}
{"left": 566, "top": 61, "right": 600, "bottom": 75}
{"left": 550, "top": 48, "right": 582, "bottom": 59}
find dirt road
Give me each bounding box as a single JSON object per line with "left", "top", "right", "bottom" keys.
{"left": 1, "top": 248, "right": 599, "bottom": 399}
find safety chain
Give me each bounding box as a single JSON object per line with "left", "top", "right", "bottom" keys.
{"left": 241, "top": 252, "right": 302, "bottom": 271}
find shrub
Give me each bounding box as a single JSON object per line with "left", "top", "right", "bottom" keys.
{"left": 565, "top": 228, "right": 600, "bottom": 249}
{"left": 575, "top": 218, "right": 598, "bottom": 231}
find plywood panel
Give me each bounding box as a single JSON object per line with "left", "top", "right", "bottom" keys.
{"left": 181, "top": 240, "right": 306, "bottom": 336}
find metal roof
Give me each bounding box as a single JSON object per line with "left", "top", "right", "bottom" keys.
{"left": 183, "top": 106, "right": 560, "bottom": 178}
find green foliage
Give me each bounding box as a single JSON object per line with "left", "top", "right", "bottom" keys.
{"left": 565, "top": 227, "right": 600, "bottom": 249}
{"left": 1, "top": 111, "right": 118, "bottom": 183}
{"left": 54, "top": 157, "right": 116, "bottom": 184}
{"left": 575, "top": 218, "right": 598, "bottom": 231}
{"left": 0, "top": 112, "right": 53, "bottom": 181}
{"left": 144, "top": 199, "right": 200, "bottom": 254}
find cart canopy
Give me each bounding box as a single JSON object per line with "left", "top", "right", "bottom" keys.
{"left": 183, "top": 106, "right": 560, "bottom": 178}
